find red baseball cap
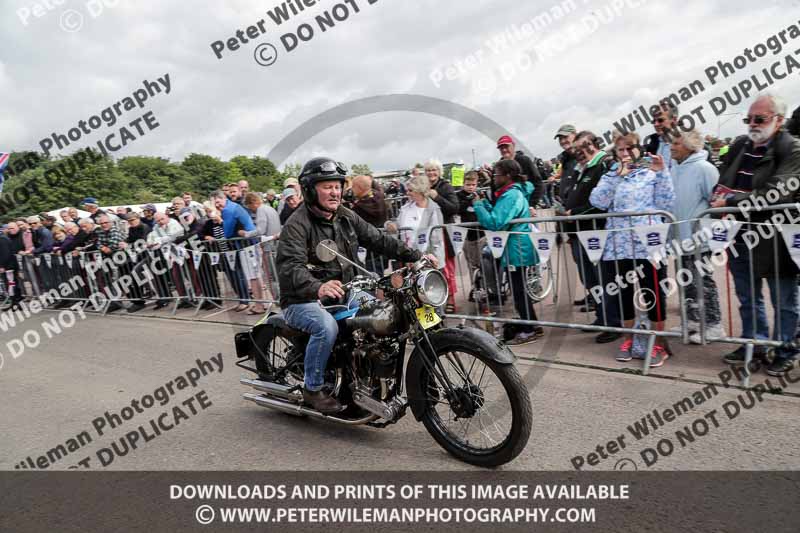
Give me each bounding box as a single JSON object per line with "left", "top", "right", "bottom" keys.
{"left": 496, "top": 135, "right": 514, "bottom": 148}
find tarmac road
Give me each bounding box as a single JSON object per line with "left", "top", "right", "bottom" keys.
{"left": 1, "top": 312, "right": 798, "bottom": 472}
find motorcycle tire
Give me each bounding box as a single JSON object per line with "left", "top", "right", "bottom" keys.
{"left": 417, "top": 335, "right": 532, "bottom": 467}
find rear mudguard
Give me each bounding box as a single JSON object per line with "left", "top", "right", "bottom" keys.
{"left": 234, "top": 314, "right": 304, "bottom": 361}
{"left": 405, "top": 326, "right": 516, "bottom": 421}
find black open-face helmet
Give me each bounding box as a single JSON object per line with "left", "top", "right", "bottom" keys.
{"left": 299, "top": 157, "right": 348, "bottom": 210}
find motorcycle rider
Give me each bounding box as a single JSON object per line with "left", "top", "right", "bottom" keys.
{"left": 276, "top": 157, "right": 436, "bottom": 414}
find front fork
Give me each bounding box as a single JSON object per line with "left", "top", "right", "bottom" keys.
{"left": 405, "top": 307, "right": 462, "bottom": 399}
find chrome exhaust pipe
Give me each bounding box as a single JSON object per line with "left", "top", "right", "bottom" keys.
{"left": 243, "top": 393, "right": 379, "bottom": 426}
{"left": 240, "top": 378, "right": 301, "bottom": 401}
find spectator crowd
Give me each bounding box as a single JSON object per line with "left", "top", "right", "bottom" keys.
{"left": 2, "top": 92, "right": 800, "bottom": 377}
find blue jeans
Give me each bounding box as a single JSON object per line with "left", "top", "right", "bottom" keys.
{"left": 728, "top": 243, "right": 799, "bottom": 360}
{"left": 283, "top": 290, "right": 372, "bottom": 390}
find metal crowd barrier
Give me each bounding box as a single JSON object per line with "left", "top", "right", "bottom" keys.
{"left": 9, "top": 235, "right": 281, "bottom": 316}
{"left": 425, "top": 210, "right": 688, "bottom": 375}
{"left": 688, "top": 203, "right": 800, "bottom": 385}
{"left": 9, "top": 205, "right": 799, "bottom": 386}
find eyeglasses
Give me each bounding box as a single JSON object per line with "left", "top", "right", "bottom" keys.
{"left": 652, "top": 117, "right": 667, "bottom": 124}
{"left": 743, "top": 114, "right": 776, "bottom": 125}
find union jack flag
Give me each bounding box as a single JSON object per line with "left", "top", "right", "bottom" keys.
{"left": 0, "top": 152, "right": 8, "bottom": 191}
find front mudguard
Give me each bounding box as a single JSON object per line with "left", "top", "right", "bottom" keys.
{"left": 405, "top": 326, "right": 516, "bottom": 421}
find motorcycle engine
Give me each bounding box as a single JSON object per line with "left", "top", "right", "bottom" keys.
{"left": 352, "top": 331, "right": 400, "bottom": 379}
{"left": 347, "top": 299, "right": 400, "bottom": 337}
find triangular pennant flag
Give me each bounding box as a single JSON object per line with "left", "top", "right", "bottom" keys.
{"left": 78, "top": 254, "right": 85, "bottom": 267}
{"left": 357, "top": 247, "right": 367, "bottom": 263}
{"left": 44, "top": 255, "right": 52, "bottom": 268}
{"left": 778, "top": 224, "right": 800, "bottom": 270}
{"left": 210, "top": 252, "right": 220, "bottom": 266}
{"left": 632, "top": 224, "right": 671, "bottom": 265}
{"left": 416, "top": 229, "right": 431, "bottom": 252}
{"left": 225, "top": 251, "right": 237, "bottom": 270}
{"left": 577, "top": 230, "right": 609, "bottom": 264}
{"left": 485, "top": 231, "right": 510, "bottom": 259}
{"left": 246, "top": 246, "right": 258, "bottom": 268}
{"left": 34, "top": 257, "right": 41, "bottom": 266}
{"left": 162, "top": 246, "right": 173, "bottom": 266}
{"left": 93, "top": 253, "right": 102, "bottom": 263}
{"left": 192, "top": 251, "right": 202, "bottom": 269}
{"left": 57, "top": 256, "right": 64, "bottom": 266}
{"left": 530, "top": 232, "right": 556, "bottom": 263}
{"left": 700, "top": 219, "right": 742, "bottom": 252}
{"left": 65, "top": 254, "right": 73, "bottom": 268}
{"left": 447, "top": 226, "right": 467, "bottom": 257}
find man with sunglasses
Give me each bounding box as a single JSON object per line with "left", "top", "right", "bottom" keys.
{"left": 560, "top": 131, "right": 621, "bottom": 341}
{"left": 276, "top": 157, "right": 434, "bottom": 414}
{"left": 712, "top": 93, "right": 800, "bottom": 377}
{"left": 643, "top": 102, "right": 679, "bottom": 172}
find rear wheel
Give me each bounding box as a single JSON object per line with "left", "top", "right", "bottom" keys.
{"left": 418, "top": 339, "right": 532, "bottom": 467}
{"left": 251, "top": 326, "right": 305, "bottom": 387}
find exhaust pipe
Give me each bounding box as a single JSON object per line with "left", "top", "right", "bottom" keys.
{"left": 242, "top": 393, "right": 378, "bottom": 426}
{"left": 240, "top": 378, "right": 301, "bottom": 401}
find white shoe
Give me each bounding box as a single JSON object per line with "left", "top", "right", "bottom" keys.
{"left": 689, "top": 324, "right": 725, "bottom": 344}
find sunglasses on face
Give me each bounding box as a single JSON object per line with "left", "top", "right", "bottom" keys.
{"left": 743, "top": 114, "right": 775, "bottom": 125}
{"left": 652, "top": 117, "right": 667, "bottom": 124}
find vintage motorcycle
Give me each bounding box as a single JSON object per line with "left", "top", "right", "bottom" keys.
{"left": 235, "top": 240, "right": 533, "bottom": 467}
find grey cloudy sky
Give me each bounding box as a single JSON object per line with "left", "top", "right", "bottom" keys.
{"left": 2, "top": 0, "right": 799, "bottom": 172}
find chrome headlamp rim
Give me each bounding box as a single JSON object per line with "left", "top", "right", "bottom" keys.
{"left": 415, "top": 269, "right": 449, "bottom": 308}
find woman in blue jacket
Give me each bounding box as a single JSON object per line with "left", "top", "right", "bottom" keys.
{"left": 473, "top": 159, "right": 543, "bottom": 345}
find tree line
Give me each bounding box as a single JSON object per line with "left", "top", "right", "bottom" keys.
{"left": 0, "top": 150, "right": 309, "bottom": 219}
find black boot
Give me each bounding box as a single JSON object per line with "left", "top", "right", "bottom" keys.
{"left": 302, "top": 388, "right": 346, "bottom": 414}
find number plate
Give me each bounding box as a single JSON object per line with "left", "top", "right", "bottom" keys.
{"left": 415, "top": 305, "right": 442, "bottom": 330}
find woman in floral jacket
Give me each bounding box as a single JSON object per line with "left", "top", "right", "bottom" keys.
{"left": 590, "top": 131, "right": 675, "bottom": 366}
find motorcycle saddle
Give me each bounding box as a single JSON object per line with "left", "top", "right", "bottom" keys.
{"left": 265, "top": 313, "right": 306, "bottom": 339}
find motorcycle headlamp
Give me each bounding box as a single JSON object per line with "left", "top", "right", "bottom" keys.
{"left": 415, "top": 269, "right": 449, "bottom": 308}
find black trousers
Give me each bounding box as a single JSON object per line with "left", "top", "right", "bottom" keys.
{"left": 508, "top": 266, "right": 538, "bottom": 333}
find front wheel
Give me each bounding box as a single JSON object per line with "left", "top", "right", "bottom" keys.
{"left": 415, "top": 335, "right": 532, "bottom": 467}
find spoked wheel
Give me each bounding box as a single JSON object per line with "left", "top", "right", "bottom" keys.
{"left": 252, "top": 326, "right": 305, "bottom": 387}
{"left": 526, "top": 262, "right": 554, "bottom": 303}
{"left": 419, "top": 340, "right": 532, "bottom": 467}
